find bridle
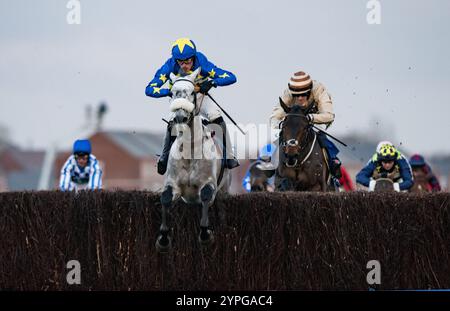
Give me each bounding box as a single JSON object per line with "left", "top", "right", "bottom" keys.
{"left": 171, "top": 78, "right": 198, "bottom": 124}
{"left": 280, "top": 113, "right": 316, "bottom": 168}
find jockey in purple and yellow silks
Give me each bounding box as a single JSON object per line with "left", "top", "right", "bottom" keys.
{"left": 145, "top": 38, "right": 239, "bottom": 175}
{"left": 409, "top": 154, "right": 441, "bottom": 192}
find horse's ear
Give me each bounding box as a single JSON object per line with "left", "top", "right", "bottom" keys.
{"left": 169, "top": 72, "right": 177, "bottom": 82}
{"left": 279, "top": 97, "right": 290, "bottom": 113}
{"left": 188, "top": 67, "right": 201, "bottom": 81}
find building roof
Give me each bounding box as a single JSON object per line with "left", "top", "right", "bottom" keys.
{"left": 0, "top": 145, "right": 45, "bottom": 191}
{"left": 103, "top": 130, "right": 163, "bottom": 159}
{"left": 7, "top": 168, "right": 42, "bottom": 191}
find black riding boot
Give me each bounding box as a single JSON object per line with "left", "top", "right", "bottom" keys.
{"left": 212, "top": 117, "right": 239, "bottom": 169}
{"left": 157, "top": 122, "right": 175, "bottom": 175}
{"left": 317, "top": 132, "right": 342, "bottom": 179}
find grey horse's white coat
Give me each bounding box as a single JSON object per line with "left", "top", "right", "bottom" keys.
{"left": 156, "top": 68, "right": 230, "bottom": 251}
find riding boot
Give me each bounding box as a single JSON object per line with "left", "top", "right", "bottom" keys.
{"left": 157, "top": 122, "right": 175, "bottom": 175}
{"left": 212, "top": 117, "right": 239, "bottom": 169}
{"left": 317, "top": 132, "right": 342, "bottom": 179}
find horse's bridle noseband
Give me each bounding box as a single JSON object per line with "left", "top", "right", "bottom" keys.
{"left": 280, "top": 113, "right": 315, "bottom": 168}
{"left": 171, "top": 78, "right": 198, "bottom": 124}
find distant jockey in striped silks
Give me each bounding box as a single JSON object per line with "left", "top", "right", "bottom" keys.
{"left": 59, "top": 139, "right": 102, "bottom": 191}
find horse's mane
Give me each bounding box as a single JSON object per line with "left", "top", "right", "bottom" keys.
{"left": 284, "top": 104, "right": 308, "bottom": 127}
{"left": 290, "top": 104, "right": 305, "bottom": 115}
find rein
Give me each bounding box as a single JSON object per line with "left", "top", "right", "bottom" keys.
{"left": 280, "top": 113, "right": 316, "bottom": 168}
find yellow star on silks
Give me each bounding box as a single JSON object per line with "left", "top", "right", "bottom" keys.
{"left": 208, "top": 69, "right": 216, "bottom": 78}
{"left": 172, "top": 38, "right": 195, "bottom": 54}
{"left": 159, "top": 74, "right": 167, "bottom": 83}
{"left": 152, "top": 87, "right": 161, "bottom": 94}
{"left": 150, "top": 83, "right": 157, "bottom": 87}
{"left": 198, "top": 73, "right": 204, "bottom": 79}
{"left": 219, "top": 73, "right": 229, "bottom": 79}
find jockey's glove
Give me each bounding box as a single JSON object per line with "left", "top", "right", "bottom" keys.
{"left": 199, "top": 80, "right": 217, "bottom": 94}
{"left": 368, "top": 180, "right": 377, "bottom": 191}
{"left": 306, "top": 114, "right": 314, "bottom": 123}
{"left": 393, "top": 183, "right": 400, "bottom": 192}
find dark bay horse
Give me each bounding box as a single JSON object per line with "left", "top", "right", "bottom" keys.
{"left": 275, "top": 98, "right": 331, "bottom": 191}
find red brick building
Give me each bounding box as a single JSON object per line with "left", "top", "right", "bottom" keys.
{"left": 53, "top": 130, "right": 251, "bottom": 193}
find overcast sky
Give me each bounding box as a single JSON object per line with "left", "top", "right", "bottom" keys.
{"left": 1, "top": 0, "right": 449, "bottom": 156}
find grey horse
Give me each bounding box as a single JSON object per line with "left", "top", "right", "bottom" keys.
{"left": 155, "top": 68, "right": 231, "bottom": 252}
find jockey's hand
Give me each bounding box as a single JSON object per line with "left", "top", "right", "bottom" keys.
{"left": 387, "top": 171, "right": 397, "bottom": 180}
{"left": 306, "top": 114, "right": 314, "bottom": 123}
{"left": 368, "top": 180, "right": 377, "bottom": 191}
{"left": 393, "top": 183, "right": 400, "bottom": 192}
{"left": 194, "top": 85, "right": 201, "bottom": 93}
{"left": 372, "top": 170, "right": 381, "bottom": 179}
{"left": 199, "top": 80, "right": 216, "bottom": 94}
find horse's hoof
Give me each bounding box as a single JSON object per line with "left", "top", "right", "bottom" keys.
{"left": 198, "top": 229, "right": 214, "bottom": 245}
{"left": 155, "top": 235, "right": 172, "bottom": 253}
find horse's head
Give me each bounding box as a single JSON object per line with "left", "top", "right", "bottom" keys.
{"left": 249, "top": 161, "right": 273, "bottom": 192}
{"left": 279, "top": 97, "right": 312, "bottom": 167}
{"left": 169, "top": 68, "right": 201, "bottom": 125}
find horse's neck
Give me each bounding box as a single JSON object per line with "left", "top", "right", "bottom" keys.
{"left": 297, "top": 129, "right": 317, "bottom": 163}
{"left": 175, "top": 116, "right": 211, "bottom": 159}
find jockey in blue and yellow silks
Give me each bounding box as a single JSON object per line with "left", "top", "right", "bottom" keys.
{"left": 356, "top": 142, "right": 413, "bottom": 191}
{"left": 145, "top": 38, "right": 239, "bottom": 175}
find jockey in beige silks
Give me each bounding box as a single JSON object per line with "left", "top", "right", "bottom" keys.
{"left": 270, "top": 71, "right": 342, "bottom": 181}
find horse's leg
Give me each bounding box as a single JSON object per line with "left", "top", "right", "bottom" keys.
{"left": 156, "top": 185, "right": 173, "bottom": 252}
{"left": 198, "top": 183, "right": 215, "bottom": 244}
